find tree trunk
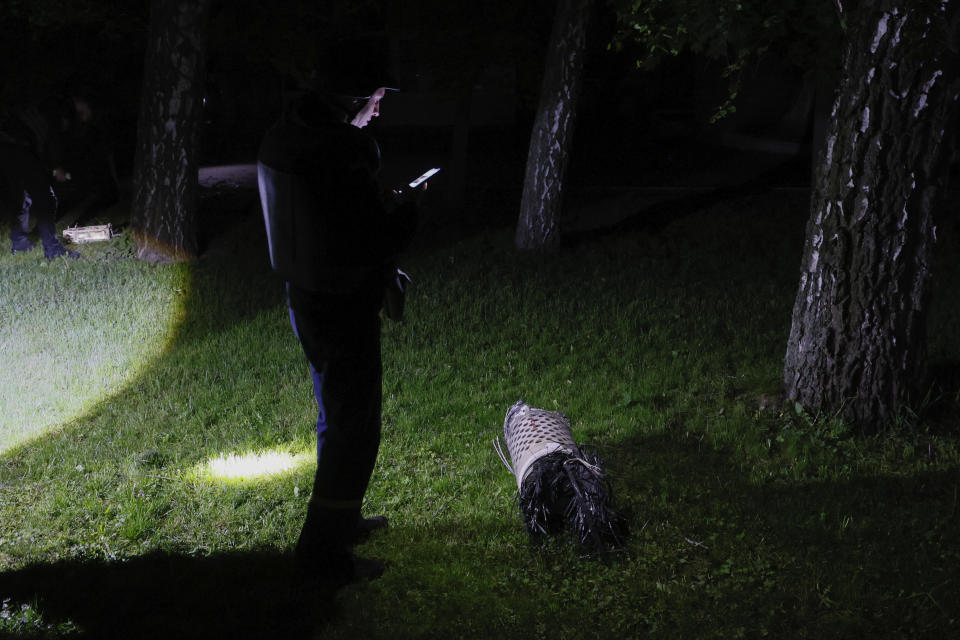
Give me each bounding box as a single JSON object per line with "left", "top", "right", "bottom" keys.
{"left": 130, "top": 0, "right": 213, "bottom": 262}
{"left": 784, "top": 0, "right": 960, "bottom": 430}
{"left": 514, "top": 0, "right": 592, "bottom": 251}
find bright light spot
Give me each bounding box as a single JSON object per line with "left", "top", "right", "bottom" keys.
{"left": 197, "top": 446, "right": 313, "bottom": 482}
{"left": 0, "top": 263, "right": 189, "bottom": 453}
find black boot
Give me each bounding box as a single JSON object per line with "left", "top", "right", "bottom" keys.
{"left": 295, "top": 502, "right": 385, "bottom": 588}
{"left": 37, "top": 223, "right": 78, "bottom": 260}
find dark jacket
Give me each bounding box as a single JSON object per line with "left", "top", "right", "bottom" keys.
{"left": 258, "top": 105, "right": 417, "bottom": 295}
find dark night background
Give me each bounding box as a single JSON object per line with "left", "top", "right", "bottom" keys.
{"left": 4, "top": 4, "right": 960, "bottom": 638}
{"left": 0, "top": 0, "right": 823, "bottom": 245}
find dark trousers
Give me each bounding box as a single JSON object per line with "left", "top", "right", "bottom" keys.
{"left": 0, "top": 142, "right": 58, "bottom": 240}
{"left": 287, "top": 284, "right": 383, "bottom": 566}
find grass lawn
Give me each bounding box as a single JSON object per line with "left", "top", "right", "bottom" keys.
{"left": 1, "top": 189, "right": 959, "bottom": 639}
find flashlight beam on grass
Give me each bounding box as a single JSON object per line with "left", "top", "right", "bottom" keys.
{"left": 199, "top": 448, "right": 312, "bottom": 482}
{"left": 0, "top": 264, "right": 189, "bottom": 454}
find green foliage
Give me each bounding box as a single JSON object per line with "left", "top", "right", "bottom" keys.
{"left": 1, "top": 193, "right": 959, "bottom": 637}
{"left": 610, "top": 0, "right": 842, "bottom": 69}
{"left": 608, "top": 0, "right": 844, "bottom": 121}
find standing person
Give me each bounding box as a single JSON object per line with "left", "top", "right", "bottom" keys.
{"left": 0, "top": 96, "right": 83, "bottom": 259}
{"left": 258, "top": 85, "right": 422, "bottom": 588}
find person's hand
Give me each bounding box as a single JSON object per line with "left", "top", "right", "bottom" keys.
{"left": 393, "top": 181, "right": 428, "bottom": 206}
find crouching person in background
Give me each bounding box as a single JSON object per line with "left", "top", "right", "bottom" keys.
{"left": 0, "top": 95, "right": 84, "bottom": 259}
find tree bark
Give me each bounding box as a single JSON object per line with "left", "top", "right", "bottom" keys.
{"left": 130, "top": 0, "right": 213, "bottom": 262}
{"left": 514, "top": 0, "right": 592, "bottom": 251}
{"left": 784, "top": 0, "right": 960, "bottom": 430}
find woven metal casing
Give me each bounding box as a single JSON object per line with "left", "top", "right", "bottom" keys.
{"left": 502, "top": 400, "right": 577, "bottom": 488}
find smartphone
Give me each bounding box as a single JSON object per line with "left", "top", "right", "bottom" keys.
{"left": 408, "top": 167, "right": 441, "bottom": 189}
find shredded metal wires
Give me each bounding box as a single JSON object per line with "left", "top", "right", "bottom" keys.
{"left": 497, "top": 400, "right": 628, "bottom": 553}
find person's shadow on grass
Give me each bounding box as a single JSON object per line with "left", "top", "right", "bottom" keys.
{"left": 0, "top": 550, "right": 339, "bottom": 639}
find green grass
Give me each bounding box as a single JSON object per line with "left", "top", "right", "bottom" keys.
{"left": 0, "top": 235, "right": 189, "bottom": 453}
{"left": 1, "top": 192, "right": 959, "bottom": 639}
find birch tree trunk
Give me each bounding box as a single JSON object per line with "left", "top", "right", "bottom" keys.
{"left": 130, "top": 0, "right": 213, "bottom": 262}
{"left": 784, "top": 0, "right": 960, "bottom": 430}
{"left": 514, "top": 0, "right": 592, "bottom": 251}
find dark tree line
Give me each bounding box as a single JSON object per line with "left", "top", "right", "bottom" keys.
{"left": 7, "top": 0, "right": 958, "bottom": 432}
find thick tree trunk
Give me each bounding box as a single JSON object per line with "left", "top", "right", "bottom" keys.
{"left": 514, "top": 0, "right": 592, "bottom": 251}
{"left": 784, "top": 0, "right": 960, "bottom": 430}
{"left": 131, "top": 0, "right": 213, "bottom": 262}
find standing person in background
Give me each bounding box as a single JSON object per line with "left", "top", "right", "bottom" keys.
{"left": 258, "top": 84, "right": 425, "bottom": 589}
{"left": 0, "top": 95, "right": 85, "bottom": 259}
